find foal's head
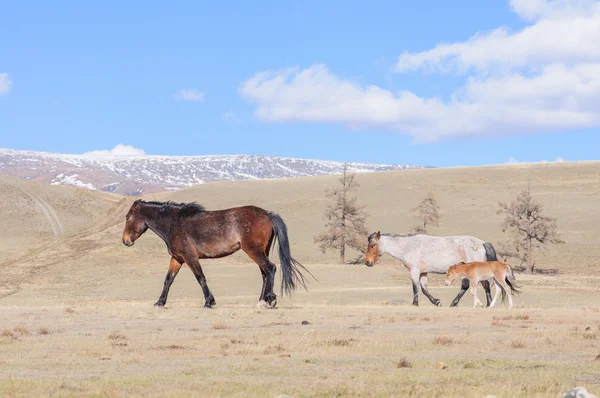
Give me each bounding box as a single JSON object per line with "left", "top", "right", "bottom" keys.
{"left": 444, "top": 265, "right": 459, "bottom": 286}
{"left": 364, "top": 231, "right": 381, "bottom": 267}
{"left": 122, "top": 200, "right": 148, "bottom": 247}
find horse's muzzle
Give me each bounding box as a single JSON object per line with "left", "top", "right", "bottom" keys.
{"left": 365, "top": 261, "right": 374, "bottom": 267}
{"left": 122, "top": 238, "right": 134, "bottom": 247}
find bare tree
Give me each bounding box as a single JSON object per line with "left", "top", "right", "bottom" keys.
{"left": 497, "top": 183, "right": 564, "bottom": 274}
{"left": 410, "top": 193, "right": 441, "bottom": 234}
{"left": 314, "top": 163, "right": 369, "bottom": 264}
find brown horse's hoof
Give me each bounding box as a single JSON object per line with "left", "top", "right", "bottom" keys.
{"left": 269, "top": 299, "right": 277, "bottom": 308}
{"left": 204, "top": 303, "right": 214, "bottom": 309}
{"left": 154, "top": 301, "right": 165, "bottom": 307}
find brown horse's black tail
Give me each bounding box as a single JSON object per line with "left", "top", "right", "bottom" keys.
{"left": 268, "top": 212, "right": 315, "bottom": 296}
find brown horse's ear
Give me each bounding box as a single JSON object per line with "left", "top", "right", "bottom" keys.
{"left": 375, "top": 231, "right": 381, "bottom": 240}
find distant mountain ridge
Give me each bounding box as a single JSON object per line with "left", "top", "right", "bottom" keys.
{"left": 0, "top": 148, "right": 424, "bottom": 196}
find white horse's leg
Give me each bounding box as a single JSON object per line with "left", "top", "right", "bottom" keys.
{"left": 410, "top": 268, "right": 421, "bottom": 306}
{"left": 419, "top": 273, "right": 441, "bottom": 306}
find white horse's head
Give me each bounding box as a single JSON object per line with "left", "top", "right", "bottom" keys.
{"left": 365, "top": 231, "right": 381, "bottom": 267}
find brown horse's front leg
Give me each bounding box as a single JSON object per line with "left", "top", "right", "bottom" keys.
{"left": 155, "top": 257, "right": 183, "bottom": 307}
{"left": 187, "top": 259, "right": 215, "bottom": 308}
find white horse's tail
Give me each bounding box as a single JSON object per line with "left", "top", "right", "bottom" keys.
{"left": 483, "top": 242, "right": 498, "bottom": 262}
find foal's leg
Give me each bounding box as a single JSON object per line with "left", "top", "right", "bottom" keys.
{"left": 155, "top": 257, "right": 183, "bottom": 307}
{"left": 186, "top": 258, "right": 216, "bottom": 308}
{"left": 450, "top": 278, "right": 470, "bottom": 307}
{"left": 472, "top": 282, "right": 484, "bottom": 307}
{"left": 489, "top": 279, "right": 503, "bottom": 308}
{"left": 497, "top": 278, "right": 514, "bottom": 309}
{"left": 244, "top": 248, "right": 278, "bottom": 309}
{"left": 419, "top": 273, "right": 441, "bottom": 307}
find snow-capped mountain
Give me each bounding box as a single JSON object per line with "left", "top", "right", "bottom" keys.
{"left": 0, "top": 148, "right": 423, "bottom": 195}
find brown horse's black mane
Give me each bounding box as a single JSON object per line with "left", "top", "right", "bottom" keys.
{"left": 135, "top": 200, "right": 206, "bottom": 218}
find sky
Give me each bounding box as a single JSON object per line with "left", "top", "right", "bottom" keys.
{"left": 0, "top": 0, "right": 599, "bottom": 167}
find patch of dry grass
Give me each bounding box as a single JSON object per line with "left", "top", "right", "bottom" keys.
{"left": 263, "top": 344, "right": 286, "bottom": 354}
{"left": 108, "top": 331, "right": 126, "bottom": 341}
{"left": 583, "top": 332, "right": 597, "bottom": 340}
{"left": 493, "top": 313, "right": 531, "bottom": 321}
{"left": 212, "top": 322, "right": 231, "bottom": 330}
{"left": 432, "top": 336, "right": 454, "bottom": 346}
{"left": 0, "top": 329, "right": 16, "bottom": 339}
{"left": 157, "top": 345, "right": 185, "bottom": 350}
{"left": 397, "top": 358, "right": 412, "bottom": 368}
{"left": 37, "top": 327, "right": 51, "bottom": 335}
{"left": 510, "top": 340, "right": 526, "bottom": 349}
{"left": 324, "top": 338, "right": 356, "bottom": 347}
{"left": 13, "top": 325, "right": 30, "bottom": 335}
{"left": 406, "top": 315, "right": 432, "bottom": 322}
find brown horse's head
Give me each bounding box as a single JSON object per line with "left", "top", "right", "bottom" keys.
{"left": 122, "top": 200, "right": 148, "bottom": 247}
{"left": 364, "top": 231, "right": 381, "bottom": 267}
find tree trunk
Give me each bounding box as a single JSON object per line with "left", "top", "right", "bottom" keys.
{"left": 340, "top": 166, "right": 347, "bottom": 264}
{"left": 525, "top": 236, "right": 533, "bottom": 274}
{"left": 340, "top": 211, "right": 346, "bottom": 264}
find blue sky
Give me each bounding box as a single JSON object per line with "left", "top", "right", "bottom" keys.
{"left": 1, "top": 0, "right": 598, "bottom": 167}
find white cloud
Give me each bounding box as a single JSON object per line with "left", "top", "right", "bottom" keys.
{"left": 173, "top": 89, "right": 204, "bottom": 102}
{"left": 505, "top": 156, "right": 566, "bottom": 164}
{"left": 240, "top": 63, "right": 600, "bottom": 142}
{"left": 509, "top": 0, "right": 598, "bottom": 21}
{"left": 395, "top": 1, "right": 600, "bottom": 74}
{"left": 240, "top": 0, "right": 600, "bottom": 142}
{"left": 223, "top": 111, "right": 241, "bottom": 123}
{"left": 0, "top": 73, "right": 11, "bottom": 95}
{"left": 83, "top": 144, "right": 146, "bottom": 157}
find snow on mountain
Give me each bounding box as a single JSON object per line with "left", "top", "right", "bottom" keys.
{"left": 0, "top": 148, "right": 424, "bottom": 196}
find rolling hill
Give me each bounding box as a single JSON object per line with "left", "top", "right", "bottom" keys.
{"left": 0, "top": 160, "right": 599, "bottom": 302}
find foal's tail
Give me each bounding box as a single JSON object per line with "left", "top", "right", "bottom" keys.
{"left": 268, "top": 212, "right": 315, "bottom": 296}
{"left": 506, "top": 264, "right": 516, "bottom": 281}
{"left": 499, "top": 271, "right": 522, "bottom": 303}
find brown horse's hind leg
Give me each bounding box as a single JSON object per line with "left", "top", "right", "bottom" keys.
{"left": 244, "top": 247, "right": 277, "bottom": 309}
{"left": 186, "top": 258, "right": 216, "bottom": 308}
{"left": 155, "top": 257, "right": 183, "bottom": 307}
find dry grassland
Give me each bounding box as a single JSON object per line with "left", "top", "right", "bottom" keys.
{"left": 1, "top": 162, "right": 600, "bottom": 397}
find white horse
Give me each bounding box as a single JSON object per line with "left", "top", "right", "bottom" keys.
{"left": 364, "top": 231, "right": 498, "bottom": 307}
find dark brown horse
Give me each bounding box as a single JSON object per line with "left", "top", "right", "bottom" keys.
{"left": 122, "top": 200, "right": 311, "bottom": 308}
